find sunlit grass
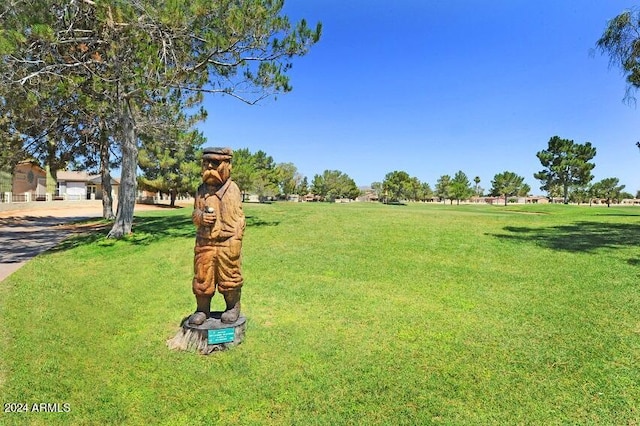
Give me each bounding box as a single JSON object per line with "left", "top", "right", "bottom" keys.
{"left": 1, "top": 202, "right": 639, "bottom": 424}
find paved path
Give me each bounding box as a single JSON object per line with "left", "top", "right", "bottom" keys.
{"left": 0, "top": 200, "right": 188, "bottom": 282}
{"left": 0, "top": 210, "right": 101, "bottom": 282}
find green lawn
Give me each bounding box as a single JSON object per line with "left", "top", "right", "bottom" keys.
{"left": 1, "top": 202, "right": 639, "bottom": 425}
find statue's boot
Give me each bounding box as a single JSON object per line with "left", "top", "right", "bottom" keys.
{"left": 188, "top": 311, "right": 207, "bottom": 325}
{"left": 221, "top": 289, "right": 241, "bottom": 324}
{"left": 188, "top": 295, "right": 212, "bottom": 325}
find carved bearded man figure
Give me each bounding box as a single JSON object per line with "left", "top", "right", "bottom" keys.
{"left": 189, "top": 147, "right": 245, "bottom": 325}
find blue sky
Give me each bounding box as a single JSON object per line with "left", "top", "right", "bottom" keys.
{"left": 198, "top": 1, "right": 639, "bottom": 194}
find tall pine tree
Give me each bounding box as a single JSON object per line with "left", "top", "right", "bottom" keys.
{"left": 534, "top": 136, "right": 596, "bottom": 204}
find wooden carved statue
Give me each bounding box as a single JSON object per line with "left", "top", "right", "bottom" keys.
{"left": 188, "top": 147, "right": 245, "bottom": 325}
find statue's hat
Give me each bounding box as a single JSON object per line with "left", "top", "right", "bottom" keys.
{"left": 202, "top": 147, "right": 233, "bottom": 160}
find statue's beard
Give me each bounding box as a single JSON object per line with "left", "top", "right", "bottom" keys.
{"left": 203, "top": 169, "right": 222, "bottom": 185}
{"left": 202, "top": 169, "right": 227, "bottom": 185}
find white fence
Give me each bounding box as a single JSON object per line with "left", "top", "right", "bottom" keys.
{"left": 0, "top": 192, "right": 97, "bottom": 203}
{"left": 1, "top": 192, "right": 29, "bottom": 203}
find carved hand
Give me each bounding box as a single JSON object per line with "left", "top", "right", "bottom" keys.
{"left": 202, "top": 211, "right": 217, "bottom": 225}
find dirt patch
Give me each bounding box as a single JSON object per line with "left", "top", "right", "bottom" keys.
{"left": 0, "top": 200, "right": 192, "bottom": 219}
{"left": 58, "top": 220, "right": 112, "bottom": 233}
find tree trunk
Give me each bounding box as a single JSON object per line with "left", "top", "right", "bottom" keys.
{"left": 45, "top": 164, "right": 56, "bottom": 200}
{"left": 108, "top": 99, "right": 137, "bottom": 238}
{"left": 504, "top": 194, "right": 508, "bottom": 206}
{"left": 170, "top": 189, "right": 177, "bottom": 207}
{"left": 45, "top": 138, "right": 57, "bottom": 199}
{"left": 99, "top": 130, "right": 115, "bottom": 220}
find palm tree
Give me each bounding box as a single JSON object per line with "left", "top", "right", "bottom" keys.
{"left": 473, "top": 176, "right": 481, "bottom": 201}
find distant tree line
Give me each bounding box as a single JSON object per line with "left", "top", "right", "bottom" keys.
{"left": 219, "top": 148, "right": 360, "bottom": 202}
{"left": 134, "top": 129, "right": 637, "bottom": 211}
{"left": 232, "top": 148, "right": 308, "bottom": 202}
{"left": 376, "top": 169, "right": 530, "bottom": 205}
{"left": 372, "top": 135, "right": 634, "bottom": 207}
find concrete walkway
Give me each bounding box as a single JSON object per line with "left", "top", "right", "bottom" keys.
{"left": 0, "top": 200, "right": 190, "bottom": 282}
{"left": 0, "top": 208, "right": 101, "bottom": 282}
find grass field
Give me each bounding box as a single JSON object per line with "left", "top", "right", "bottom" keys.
{"left": 1, "top": 202, "right": 639, "bottom": 425}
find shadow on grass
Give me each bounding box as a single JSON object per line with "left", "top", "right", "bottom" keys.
{"left": 137, "top": 203, "right": 185, "bottom": 209}
{"left": 51, "top": 213, "right": 280, "bottom": 250}
{"left": 596, "top": 213, "right": 640, "bottom": 217}
{"left": 246, "top": 215, "right": 280, "bottom": 227}
{"left": 491, "top": 221, "right": 640, "bottom": 256}
{"left": 0, "top": 216, "right": 104, "bottom": 263}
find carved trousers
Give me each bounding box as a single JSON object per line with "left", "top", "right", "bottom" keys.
{"left": 192, "top": 241, "right": 243, "bottom": 297}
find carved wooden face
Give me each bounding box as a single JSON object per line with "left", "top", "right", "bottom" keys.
{"left": 202, "top": 158, "right": 231, "bottom": 185}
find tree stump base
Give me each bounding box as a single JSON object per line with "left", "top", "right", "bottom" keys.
{"left": 167, "top": 312, "right": 246, "bottom": 355}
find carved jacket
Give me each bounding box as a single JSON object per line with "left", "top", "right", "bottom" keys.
{"left": 192, "top": 179, "right": 245, "bottom": 244}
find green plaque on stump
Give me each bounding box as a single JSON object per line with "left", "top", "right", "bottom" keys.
{"left": 208, "top": 328, "right": 235, "bottom": 344}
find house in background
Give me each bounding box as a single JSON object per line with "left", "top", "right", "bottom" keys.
{"left": 54, "top": 170, "right": 91, "bottom": 200}
{"left": 356, "top": 189, "right": 379, "bottom": 202}
{"left": 92, "top": 175, "right": 120, "bottom": 200}
{"left": 7, "top": 160, "right": 119, "bottom": 202}
{"left": 10, "top": 160, "right": 47, "bottom": 201}
{"left": 55, "top": 170, "right": 119, "bottom": 201}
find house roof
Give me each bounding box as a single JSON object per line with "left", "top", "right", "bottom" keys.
{"left": 57, "top": 170, "right": 119, "bottom": 185}
{"left": 57, "top": 170, "right": 91, "bottom": 181}
{"left": 16, "top": 159, "right": 45, "bottom": 173}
